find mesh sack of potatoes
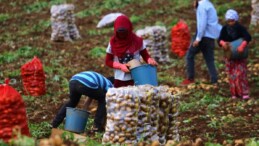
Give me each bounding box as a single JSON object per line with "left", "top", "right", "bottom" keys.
{"left": 51, "top": 21, "right": 71, "bottom": 42}
{"left": 103, "top": 85, "right": 175, "bottom": 145}
{"left": 149, "top": 87, "right": 160, "bottom": 142}
{"left": 136, "top": 26, "right": 170, "bottom": 64}
{"left": 50, "top": 4, "right": 80, "bottom": 42}
{"left": 156, "top": 86, "right": 173, "bottom": 145}
{"left": 167, "top": 94, "right": 180, "bottom": 141}
{"left": 136, "top": 85, "right": 156, "bottom": 143}
{"left": 102, "top": 87, "right": 140, "bottom": 145}
{"left": 153, "top": 28, "right": 170, "bottom": 63}
{"left": 251, "top": 0, "right": 259, "bottom": 26}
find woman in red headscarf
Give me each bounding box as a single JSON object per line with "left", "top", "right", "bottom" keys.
{"left": 105, "top": 15, "right": 157, "bottom": 87}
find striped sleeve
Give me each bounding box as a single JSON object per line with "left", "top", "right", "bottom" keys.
{"left": 89, "top": 71, "right": 113, "bottom": 91}
{"left": 71, "top": 71, "right": 113, "bottom": 91}
{"left": 71, "top": 72, "right": 98, "bottom": 89}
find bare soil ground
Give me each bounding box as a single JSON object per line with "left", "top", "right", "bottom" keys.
{"left": 0, "top": 0, "right": 258, "bottom": 143}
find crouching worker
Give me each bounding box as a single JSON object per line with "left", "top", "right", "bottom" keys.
{"left": 52, "top": 71, "right": 114, "bottom": 132}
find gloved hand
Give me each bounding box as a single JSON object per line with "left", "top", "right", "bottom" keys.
{"left": 219, "top": 40, "right": 228, "bottom": 50}
{"left": 147, "top": 58, "right": 158, "bottom": 66}
{"left": 112, "top": 62, "right": 130, "bottom": 73}
{"left": 237, "top": 41, "right": 248, "bottom": 53}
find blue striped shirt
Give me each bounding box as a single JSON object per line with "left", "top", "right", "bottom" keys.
{"left": 70, "top": 71, "right": 113, "bottom": 91}
{"left": 196, "top": 0, "right": 222, "bottom": 41}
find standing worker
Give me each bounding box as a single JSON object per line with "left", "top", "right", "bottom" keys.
{"left": 181, "top": 0, "right": 222, "bottom": 85}
{"left": 218, "top": 9, "right": 252, "bottom": 99}
{"left": 105, "top": 15, "right": 158, "bottom": 88}
{"left": 52, "top": 71, "right": 114, "bottom": 132}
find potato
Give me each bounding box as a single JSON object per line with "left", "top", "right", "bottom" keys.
{"left": 125, "top": 132, "right": 131, "bottom": 137}
{"left": 115, "top": 126, "right": 120, "bottom": 131}
{"left": 119, "top": 137, "right": 126, "bottom": 143}
{"left": 127, "top": 112, "right": 135, "bottom": 117}
{"left": 166, "top": 140, "right": 176, "bottom": 146}
{"left": 125, "top": 117, "right": 132, "bottom": 122}
{"left": 151, "top": 141, "right": 160, "bottom": 146}
{"left": 52, "top": 135, "right": 63, "bottom": 146}
{"left": 39, "top": 139, "right": 50, "bottom": 146}
{"left": 137, "top": 142, "right": 145, "bottom": 146}
{"left": 114, "top": 135, "right": 119, "bottom": 141}
{"left": 114, "top": 116, "right": 120, "bottom": 121}
{"left": 194, "top": 138, "right": 203, "bottom": 146}
{"left": 130, "top": 121, "right": 136, "bottom": 126}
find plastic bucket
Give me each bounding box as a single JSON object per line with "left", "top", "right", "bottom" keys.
{"left": 130, "top": 64, "right": 158, "bottom": 86}
{"left": 229, "top": 38, "right": 248, "bottom": 59}
{"left": 65, "top": 107, "right": 89, "bottom": 133}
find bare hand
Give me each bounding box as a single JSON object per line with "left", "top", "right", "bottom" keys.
{"left": 192, "top": 40, "right": 199, "bottom": 47}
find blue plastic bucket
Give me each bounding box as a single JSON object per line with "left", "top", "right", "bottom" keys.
{"left": 65, "top": 107, "right": 89, "bottom": 133}
{"left": 229, "top": 38, "right": 248, "bottom": 59}
{"left": 130, "top": 64, "right": 158, "bottom": 86}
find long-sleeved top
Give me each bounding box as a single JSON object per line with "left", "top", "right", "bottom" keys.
{"left": 70, "top": 71, "right": 113, "bottom": 92}
{"left": 218, "top": 23, "right": 252, "bottom": 44}
{"left": 195, "top": 0, "right": 222, "bottom": 41}
{"left": 105, "top": 42, "right": 151, "bottom": 81}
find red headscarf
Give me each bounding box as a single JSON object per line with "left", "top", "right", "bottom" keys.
{"left": 110, "top": 15, "right": 143, "bottom": 57}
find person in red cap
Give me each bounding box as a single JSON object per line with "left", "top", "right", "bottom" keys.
{"left": 105, "top": 15, "right": 158, "bottom": 88}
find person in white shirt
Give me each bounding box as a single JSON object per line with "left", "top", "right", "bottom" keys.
{"left": 181, "top": 0, "right": 222, "bottom": 85}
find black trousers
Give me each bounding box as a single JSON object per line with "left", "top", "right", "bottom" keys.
{"left": 186, "top": 37, "right": 218, "bottom": 83}
{"left": 52, "top": 80, "right": 106, "bottom": 130}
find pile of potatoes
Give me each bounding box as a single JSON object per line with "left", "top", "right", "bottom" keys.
{"left": 103, "top": 85, "right": 179, "bottom": 145}
{"left": 39, "top": 135, "right": 65, "bottom": 146}
{"left": 248, "top": 63, "right": 259, "bottom": 77}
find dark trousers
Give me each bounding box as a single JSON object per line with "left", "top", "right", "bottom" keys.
{"left": 186, "top": 37, "right": 218, "bottom": 83}
{"left": 114, "top": 79, "right": 134, "bottom": 88}
{"left": 52, "top": 80, "right": 106, "bottom": 130}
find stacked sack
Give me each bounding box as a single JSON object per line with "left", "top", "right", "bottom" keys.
{"left": 102, "top": 87, "right": 139, "bottom": 145}
{"left": 251, "top": 0, "right": 259, "bottom": 26}
{"left": 103, "top": 85, "right": 175, "bottom": 145}
{"left": 156, "top": 86, "right": 173, "bottom": 144}
{"left": 167, "top": 94, "right": 181, "bottom": 141}
{"left": 50, "top": 4, "right": 81, "bottom": 42}
{"left": 0, "top": 79, "right": 30, "bottom": 142}
{"left": 136, "top": 85, "right": 156, "bottom": 143}
{"left": 149, "top": 87, "right": 160, "bottom": 142}
{"left": 136, "top": 26, "right": 170, "bottom": 63}
{"left": 171, "top": 20, "right": 191, "bottom": 57}
{"left": 21, "top": 56, "right": 46, "bottom": 96}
